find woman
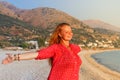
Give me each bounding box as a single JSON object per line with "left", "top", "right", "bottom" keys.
{"left": 2, "top": 23, "right": 82, "bottom": 80}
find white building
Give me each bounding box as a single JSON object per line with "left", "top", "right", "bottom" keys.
{"left": 26, "top": 41, "right": 39, "bottom": 50}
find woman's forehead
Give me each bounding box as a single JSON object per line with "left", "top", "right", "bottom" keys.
{"left": 61, "top": 25, "right": 71, "bottom": 30}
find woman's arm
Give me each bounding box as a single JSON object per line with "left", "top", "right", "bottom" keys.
{"left": 2, "top": 44, "right": 57, "bottom": 64}
{"left": 18, "top": 51, "right": 38, "bottom": 60}
{"left": 2, "top": 51, "right": 38, "bottom": 64}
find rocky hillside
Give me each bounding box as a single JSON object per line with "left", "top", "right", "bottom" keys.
{"left": 83, "top": 20, "right": 120, "bottom": 32}
{"left": 1, "top": 1, "right": 120, "bottom": 49}
{"left": 18, "top": 7, "right": 81, "bottom": 28}
{"left": 0, "top": 1, "right": 81, "bottom": 29}
{"left": 0, "top": 1, "right": 19, "bottom": 18}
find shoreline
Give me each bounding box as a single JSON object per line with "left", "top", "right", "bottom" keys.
{"left": 80, "top": 49, "right": 120, "bottom": 80}
{"left": 1, "top": 49, "right": 120, "bottom": 80}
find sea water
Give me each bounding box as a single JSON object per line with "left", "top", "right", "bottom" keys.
{"left": 91, "top": 50, "right": 120, "bottom": 73}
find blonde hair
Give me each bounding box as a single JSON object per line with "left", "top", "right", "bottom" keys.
{"left": 49, "top": 23, "right": 70, "bottom": 45}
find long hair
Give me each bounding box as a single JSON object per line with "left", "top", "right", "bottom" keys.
{"left": 49, "top": 23, "right": 70, "bottom": 45}
{"left": 48, "top": 23, "right": 70, "bottom": 66}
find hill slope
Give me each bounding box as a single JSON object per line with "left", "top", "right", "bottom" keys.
{"left": 18, "top": 7, "right": 81, "bottom": 29}
{"left": 83, "top": 20, "right": 120, "bottom": 32}
{"left": 1, "top": 1, "right": 120, "bottom": 48}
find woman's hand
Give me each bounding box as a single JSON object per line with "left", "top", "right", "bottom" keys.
{"left": 2, "top": 54, "right": 14, "bottom": 64}
{"left": 2, "top": 52, "right": 38, "bottom": 64}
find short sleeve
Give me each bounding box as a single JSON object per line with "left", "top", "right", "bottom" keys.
{"left": 35, "top": 44, "right": 57, "bottom": 60}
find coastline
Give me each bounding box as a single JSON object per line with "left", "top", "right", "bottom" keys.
{"left": 79, "top": 49, "right": 120, "bottom": 80}
{"left": 1, "top": 49, "right": 120, "bottom": 80}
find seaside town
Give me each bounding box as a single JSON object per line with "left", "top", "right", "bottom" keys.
{"left": 2, "top": 39, "right": 117, "bottom": 50}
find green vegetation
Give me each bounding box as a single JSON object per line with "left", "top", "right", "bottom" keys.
{"left": 0, "top": 14, "right": 35, "bottom": 30}
{"left": 1, "top": 13, "right": 120, "bottom": 49}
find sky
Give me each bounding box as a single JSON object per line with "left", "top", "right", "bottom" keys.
{"left": 2, "top": 0, "right": 120, "bottom": 27}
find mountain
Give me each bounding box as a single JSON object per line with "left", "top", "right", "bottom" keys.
{"left": 0, "top": 1, "right": 18, "bottom": 18}
{"left": 0, "top": 1, "right": 18, "bottom": 11}
{"left": 18, "top": 7, "right": 81, "bottom": 28}
{"left": 0, "top": 14, "right": 38, "bottom": 39}
{"left": 1, "top": 1, "right": 120, "bottom": 48}
{"left": 0, "top": 1, "right": 81, "bottom": 29}
{"left": 83, "top": 20, "right": 120, "bottom": 32}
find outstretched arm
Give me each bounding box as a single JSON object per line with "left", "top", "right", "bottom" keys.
{"left": 2, "top": 51, "right": 38, "bottom": 64}
{"left": 2, "top": 44, "right": 57, "bottom": 64}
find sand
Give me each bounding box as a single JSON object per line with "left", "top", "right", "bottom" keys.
{"left": 0, "top": 50, "right": 51, "bottom": 80}
{"left": 0, "top": 49, "right": 120, "bottom": 80}
{"left": 80, "top": 49, "right": 120, "bottom": 80}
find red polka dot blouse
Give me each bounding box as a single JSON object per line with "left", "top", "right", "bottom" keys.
{"left": 35, "top": 44, "right": 82, "bottom": 80}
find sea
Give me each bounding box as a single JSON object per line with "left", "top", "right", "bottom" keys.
{"left": 91, "top": 50, "right": 120, "bottom": 73}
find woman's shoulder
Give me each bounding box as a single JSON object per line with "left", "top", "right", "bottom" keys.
{"left": 70, "top": 43, "right": 79, "bottom": 47}
{"left": 70, "top": 43, "right": 82, "bottom": 51}
{"left": 49, "top": 44, "right": 60, "bottom": 49}
{"left": 50, "top": 44, "right": 59, "bottom": 46}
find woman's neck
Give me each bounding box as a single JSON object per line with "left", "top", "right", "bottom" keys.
{"left": 60, "top": 40, "right": 70, "bottom": 48}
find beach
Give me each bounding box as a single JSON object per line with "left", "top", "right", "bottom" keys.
{"left": 0, "top": 49, "right": 51, "bottom": 80}
{"left": 80, "top": 49, "right": 120, "bottom": 80}
{"left": 1, "top": 49, "right": 120, "bottom": 80}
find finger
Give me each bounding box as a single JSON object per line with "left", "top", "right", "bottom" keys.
{"left": 7, "top": 58, "right": 12, "bottom": 62}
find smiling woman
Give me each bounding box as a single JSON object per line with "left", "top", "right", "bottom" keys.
{"left": 2, "top": 23, "right": 82, "bottom": 80}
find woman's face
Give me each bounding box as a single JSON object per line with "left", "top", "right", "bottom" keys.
{"left": 59, "top": 25, "right": 73, "bottom": 41}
